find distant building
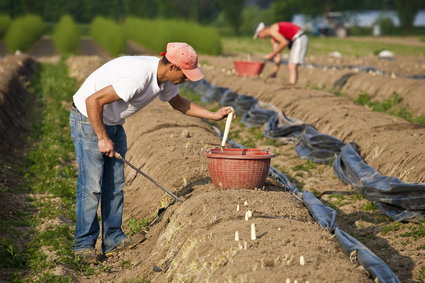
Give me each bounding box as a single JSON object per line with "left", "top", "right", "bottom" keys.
{"left": 293, "top": 9, "right": 425, "bottom": 29}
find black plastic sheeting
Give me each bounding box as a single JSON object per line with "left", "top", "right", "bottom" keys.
{"left": 334, "top": 143, "right": 425, "bottom": 222}
{"left": 181, "top": 79, "right": 425, "bottom": 282}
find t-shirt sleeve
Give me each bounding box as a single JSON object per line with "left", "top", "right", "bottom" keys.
{"left": 159, "top": 82, "right": 179, "bottom": 102}
{"left": 112, "top": 74, "right": 143, "bottom": 103}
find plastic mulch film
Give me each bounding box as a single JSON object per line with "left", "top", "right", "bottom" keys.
{"left": 295, "top": 126, "right": 346, "bottom": 164}
{"left": 264, "top": 113, "right": 307, "bottom": 139}
{"left": 334, "top": 143, "right": 425, "bottom": 222}
{"left": 242, "top": 104, "right": 276, "bottom": 128}
{"left": 303, "top": 191, "right": 337, "bottom": 230}
{"left": 334, "top": 227, "right": 401, "bottom": 283}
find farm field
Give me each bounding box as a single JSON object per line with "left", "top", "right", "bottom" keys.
{"left": 0, "top": 36, "right": 424, "bottom": 282}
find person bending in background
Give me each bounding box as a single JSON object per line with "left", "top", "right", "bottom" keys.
{"left": 70, "top": 42, "right": 233, "bottom": 263}
{"left": 253, "top": 22, "right": 308, "bottom": 84}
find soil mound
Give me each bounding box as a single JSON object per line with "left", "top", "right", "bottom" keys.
{"left": 299, "top": 67, "right": 425, "bottom": 117}
{"left": 0, "top": 54, "right": 37, "bottom": 187}
{"left": 66, "top": 56, "right": 105, "bottom": 85}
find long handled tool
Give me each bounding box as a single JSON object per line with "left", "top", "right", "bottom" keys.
{"left": 114, "top": 152, "right": 183, "bottom": 202}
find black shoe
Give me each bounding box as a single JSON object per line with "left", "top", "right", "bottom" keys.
{"left": 75, "top": 248, "right": 98, "bottom": 264}
{"left": 104, "top": 232, "right": 146, "bottom": 257}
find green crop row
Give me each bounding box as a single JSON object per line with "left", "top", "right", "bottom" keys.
{"left": 355, "top": 92, "right": 425, "bottom": 125}
{"left": 52, "top": 15, "right": 81, "bottom": 55}
{"left": 2, "top": 15, "right": 222, "bottom": 57}
{"left": 5, "top": 15, "right": 45, "bottom": 53}
{"left": 123, "top": 17, "right": 222, "bottom": 55}
{"left": 0, "top": 14, "right": 11, "bottom": 39}
{"left": 89, "top": 16, "right": 126, "bottom": 57}
{"left": 88, "top": 17, "right": 222, "bottom": 57}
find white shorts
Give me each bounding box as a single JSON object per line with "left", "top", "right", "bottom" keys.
{"left": 289, "top": 33, "right": 308, "bottom": 64}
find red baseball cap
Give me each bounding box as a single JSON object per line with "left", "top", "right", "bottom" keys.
{"left": 162, "top": 42, "right": 204, "bottom": 81}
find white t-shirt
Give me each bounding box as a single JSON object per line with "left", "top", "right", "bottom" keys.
{"left": 73, "top": 56, "right": 179, "bottom": 125}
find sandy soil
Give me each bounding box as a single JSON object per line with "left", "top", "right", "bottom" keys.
{"left": 1, "top": 38, "right": 424, "bottom": 282}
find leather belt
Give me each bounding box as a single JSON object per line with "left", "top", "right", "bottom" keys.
{"left": 292, "top": 31, "right": 305, "bottom": 41}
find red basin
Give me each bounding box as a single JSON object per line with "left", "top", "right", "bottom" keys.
{"left": 204, "top": 148, "right": 274, "bottom": 189}
{"left": 233, "top": 61, "right": 265, "bottom": 77}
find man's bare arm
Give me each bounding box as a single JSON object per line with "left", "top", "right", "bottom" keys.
{"left": 169, "top": 94, "right": 232, "bottom": 121}
{"left": 85, "top": 85, "right": 121, "bottom": 157}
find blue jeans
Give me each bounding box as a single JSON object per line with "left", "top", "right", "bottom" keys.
{"left": 70, "top": 106, "right": 127, "bottom": 254}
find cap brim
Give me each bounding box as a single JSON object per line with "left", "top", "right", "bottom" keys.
{"left": 182, "top": 67, "right": 204, "bottom": 81}
{"left": 253, "top": 22, "right": 265, "bottom": 39}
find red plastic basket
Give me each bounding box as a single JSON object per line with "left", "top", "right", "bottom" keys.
{"left": 233, "top": 61, "right": 265, "bottom": 77}
{"left": 204, "top": 148, "right": 274, "bottom": 189}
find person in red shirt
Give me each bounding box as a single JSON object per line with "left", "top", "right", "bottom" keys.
{"left": 254, "top": 22, "right": 308, "bottom": 84}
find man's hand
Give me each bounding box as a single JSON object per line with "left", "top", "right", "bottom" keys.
{"left": 98, "top": 137, "right": 115, "bottom": 157}
{"left": 264, "top": 53, "right": 275, "bottom": 61}
{"left": 211, "top": 106, "right": 234, "bottom": 121}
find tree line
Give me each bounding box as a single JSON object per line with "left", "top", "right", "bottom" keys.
{"left": 0, "top": 0, "right": 423, "bottom": 34}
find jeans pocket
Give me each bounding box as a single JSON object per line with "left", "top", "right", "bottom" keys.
{"left": 80, "top": 122, "right": 98, "bottom": 139}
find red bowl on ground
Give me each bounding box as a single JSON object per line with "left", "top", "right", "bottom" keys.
{"left": 233, "top": 61, "right": 265, "bottom": 77}
{"left": 204, "top": 148, "right": 274, "bottom": 189}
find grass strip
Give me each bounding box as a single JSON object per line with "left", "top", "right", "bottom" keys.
{"left": 22, "top": 61, "right": 80, "bottom": 281}
{"left": 222, "top": 36, "right": 425, "bottom": 57}
{"left": 2, "top": 60, "right": 154, "bottom": 281}
{"left": 355, "top": 92, "right": 425, "bottom": 125}
{"left": 0, "top": 61, "right": 90, "bottom": 282}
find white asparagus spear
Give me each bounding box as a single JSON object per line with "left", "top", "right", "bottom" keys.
{"left": 221, "top": 109, "right": 234, "bottom": 148}
{"left": 251, "top": 223, "right": 256, "bottom": 240}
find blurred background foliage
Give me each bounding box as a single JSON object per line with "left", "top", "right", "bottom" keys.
{"left": 0, "top": 0, "right": 424, "bottom": 35}
{"left": 0, "top": 0, "right": 424, "bottom": 56}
